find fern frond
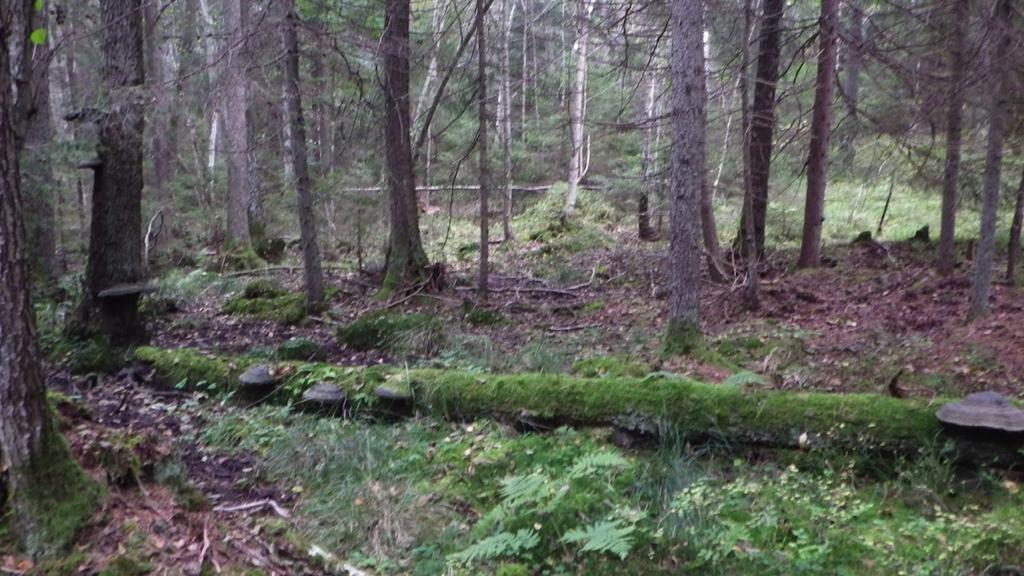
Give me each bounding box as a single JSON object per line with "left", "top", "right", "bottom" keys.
{"left": 567, "top": 450, "right": 629, "bottom": 479}
{"left": 500, "top": 472, "right": 553, "bottom": 508}
{"left": 560, "top": 520, "right": 635, "bottom": 560}
{"left": 448, "top": 529, "right": 540, "bottom": 565}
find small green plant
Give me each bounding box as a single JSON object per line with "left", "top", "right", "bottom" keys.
{"left": 448, "top": 448, "right": 644, "bottom": 570}
{"left": 276, "top": 338, "right": 326, "bottom": 361}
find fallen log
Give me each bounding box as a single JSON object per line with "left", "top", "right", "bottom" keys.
{"left": 133, "top": 347, "right": 1023, "bottom": 467}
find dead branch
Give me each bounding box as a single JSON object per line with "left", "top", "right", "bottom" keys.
{"left": 213, "top": 499, "right": 290, "bottom": 518}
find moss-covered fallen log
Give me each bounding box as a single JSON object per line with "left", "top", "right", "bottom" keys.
{"left": 133, "top": 347, "right": 1023, "bottom": 465}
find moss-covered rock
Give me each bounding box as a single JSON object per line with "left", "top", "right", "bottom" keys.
{"left": 276, "top": 338, "right": 326, "bottom": 361}
{"left": 336, "top": 311, "right": 444, "bottom": 356}
{"left": 134, "top": 347, "right": 242, "bottom": 391}
{"left": 223, "top": 293, "right": 308, "bottom": 324}
{"left": 242, "top": 279, "right": 287, "bottom": 299}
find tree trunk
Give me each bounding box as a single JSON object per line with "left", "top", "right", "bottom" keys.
{"left": 381, "top": 0, "right": 429, "bottom": 292}
{"left": 280, "top": 0, "right": 325, "bottom": 305}
{"left": 478, "top": 0, "right": 491, "bottom": 297}
{"left": 968, "top": 0, "right": 1012, "bottom": 320}
{"left": 738, "top": 0, "right": 783, "bottom": 259}
{"left": 1007, "top": 166, "right": 1024, "bottom": 284}
{"left": 79, "top": 0, "right": 148, "bottom": 345}
{"left": 223, "top": 0, "right": 251, "bottom": 248}
{"left": 937, "top": 0, "right": 969, "bottom": 276}
{"left": 144, "top": 0, "right": 176, "bottom": 253}
{"left": 0, "top": 3, "right": 99, "bottom": 558}
{"left": 740, "top": 0, "right": 759, "bottom": 310}
{"left": 665, "top": 0, "right": 705, "bottom": 354}
{"left": 22, "top": 0, "right": 57, "bottom": 286}
{"left": 562, "top": 0, "right": 592, "bottom": 221}
{"left": 797, "top": 0, "right": 839, "bottom": 269}
{"left": 838, "top": 0, "right": 862, "bottom": 169}
{"left": 498, "top": 0, "right": 515, "bottom": 241}
{"left": 638, "top": 75, "right": 657, "bottom": 241}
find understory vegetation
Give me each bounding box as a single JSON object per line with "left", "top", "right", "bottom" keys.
{"left": 200, "top": 407, "right": 1024, "bottom": 575}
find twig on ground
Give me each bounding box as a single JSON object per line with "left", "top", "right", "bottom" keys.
{"left": 214, "top": 499, "right": 291, "bottom": 518}
{"left": 549, "top": 323, "right": 599, "bottom": 332}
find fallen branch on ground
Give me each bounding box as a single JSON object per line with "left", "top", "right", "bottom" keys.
{"left": 214, "top": 499, "right": 291, "bottom": 518}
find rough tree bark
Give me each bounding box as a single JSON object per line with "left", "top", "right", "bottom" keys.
{"left": 968, "top": 0, "right": 1012, "bottom": 320}
{"left": 223, "top": 0, "right": 251, "bottom": 248}
{"left": 1007, "top": 165, "right": 1024, "bottom": 284}
{"left": 381, "top": 0, "right": 429, "bottom": 292}
{"left": 665, "top": 0, "right": 705, "bottom": 354}
{"left": 79, "top": 0, "right": 148, "bottom": 345}
{"left": 478, "top": 0, "right": 491, "bottom": 296}
{"left": 562, "top": 0, "right": 592, "bottom": 221}
{"left": 797, "top": 0, "right": 839, "bottom": 269}
{"left": 0, "top": 3, "right": 99, "bottom": 557}
{"left": 737, "top": 0, "right": 783, "bottom": 258}
{"left": 937, "top": 0, "right": 969, "bottom": 276}
{"left": 280, "top": 0, "right": 325, "bottom": 305}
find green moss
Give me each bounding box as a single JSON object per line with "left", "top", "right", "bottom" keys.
{"left": 242, "top": 279, "right": 286, "bottom": 299}
{"left": 222, "top": 247, "right": 265, "bottom": 272}
{"left": 276, "top": 338, "right": 326, "bottom": 361}
{"left": 98, "top": 554, "right": 153, "bottom": 576}
{"left": 142, "top": 346, "right": 953, "bottom": 456}
{"left": 336, "top": 311, "right": 444, "bottom": 356}
{"left": 48, "top": 335, "right": 123, "bottom": 375}
{"left": 663, "top": 319, "right": 702, "bottom": 356}
{"left": 223, "top": 293, "right": 308, "bottom": 324}
{"left": 133, "top": 347, "right": 240, "bottom": 391}
{"left": 12, "top": 424, "right": 103, "bottom": 558}
{"left": 571, "top": 356, "right": 651, "bottom": 378}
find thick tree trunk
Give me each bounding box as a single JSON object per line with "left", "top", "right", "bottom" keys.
{"left": 144, "top": 0, "right": 176, "bottom": 253}
{"left": 79, "top": 0, "right": 148, "bottom": 345}
{"left": 0, "top": 5, "right": 99, "bottom": 558}
{"left": 280, "top": 0, "right": 325, "bottom": 305}
{"left": 478, "top": 0, "right": 491, "bottom": 296}
{"left": 562, "top": 0, "right": 592, "bottom": 221}
{"left": 937, "top": 0, "right": 969, "bottom": 276}
{"left": 797, "top": 0, "right": 839, "bottom": 269}
{"left": 1007, "top": 166, "right": 1024, "bottom": 284}
{"left": 968, "top": 0, "right": 1012, "bottom": 320}
{"left": 223, "top": 0, "right": 251, "bottom": 248}
{"left": 381, "top": 0, "right": 429, "bottom": 292}
{"left": 738, "top": 0, "right": 783, "bottom": 259}
{"left": 665, "top": 0, "right": 705, "bottom": 354}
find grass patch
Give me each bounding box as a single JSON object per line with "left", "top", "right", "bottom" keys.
{"left": 336, "top": 311, "right": 445, "bottom": 357}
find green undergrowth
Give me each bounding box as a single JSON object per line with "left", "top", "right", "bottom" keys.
{"left": 134, "top": 346, "right": 951, "bottom": 454}
{"left": 200, "top": 407, "right": 1024, "bottom": 575}
{"left": 336, "top": 311, "right": 445, "bottom": 357}
{"left": 223, "top": 291, "right": 308, "bottom": 325}
{"left": 516, "top": 186, "right": 615, "bottom": 255}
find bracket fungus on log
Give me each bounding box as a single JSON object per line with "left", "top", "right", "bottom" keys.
{"left": 238, "top": 364, "right": 280, "bottom": 399}
{"left": 937, "top": 392, "right": 1024, "bottom": 433}
{"left": 300, "top": 382, "right": 347, "bottom": 415}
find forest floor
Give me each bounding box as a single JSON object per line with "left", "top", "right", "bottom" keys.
{"left": 154, "top": 232, "right": 1024, "bottom": 399}
{"left": 10, "top": 224, "right": 1024, "bottom": 575}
